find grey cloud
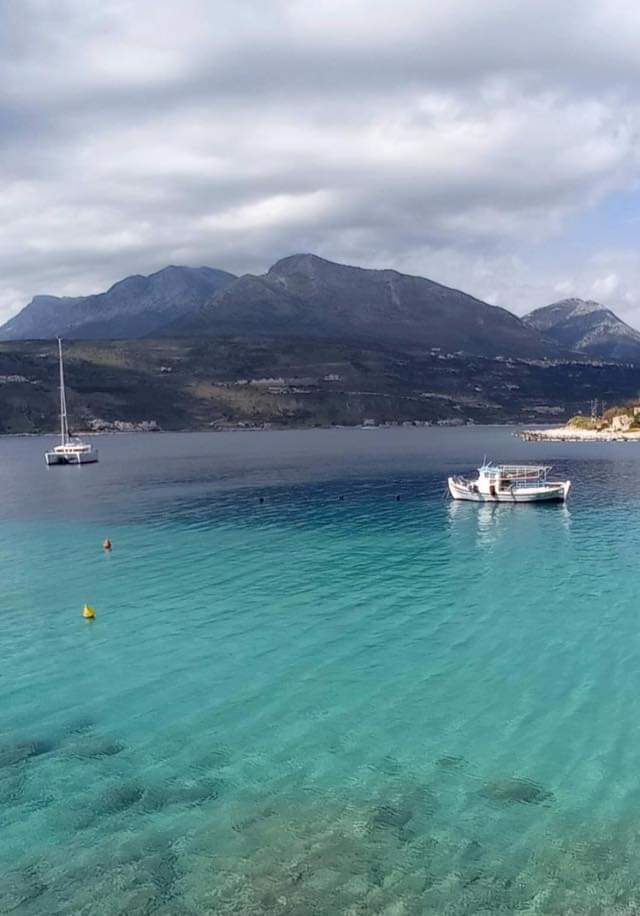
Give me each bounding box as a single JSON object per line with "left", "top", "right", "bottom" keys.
{"left": 1, "top": 0, "right": 639, "bottom": 322}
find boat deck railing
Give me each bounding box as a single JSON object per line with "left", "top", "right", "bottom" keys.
{"left": 483, "top": 464, "right": 552, "bottom": 481}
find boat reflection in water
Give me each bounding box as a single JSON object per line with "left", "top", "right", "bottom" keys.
{"left": 446, "top": 488, "right": 572, "bottom": 553}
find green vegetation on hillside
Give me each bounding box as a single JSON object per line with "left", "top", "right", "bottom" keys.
{"left": 2, "top": 336, "right": 640, "bottom": 434}
{"left": 567, "top": 416, "right": 598, "bottom": 429}
{"left": 568, "top": 403, "right": 640, "bottom": 431}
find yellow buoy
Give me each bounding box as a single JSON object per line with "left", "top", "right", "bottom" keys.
{"left": 83, "top": 604, "right": 96, "bottom": 620}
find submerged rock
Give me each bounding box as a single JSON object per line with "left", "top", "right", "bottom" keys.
{"left": 408, "top": 783, "right": 438, "bottom": 816}
{"left": 197, "top": 746, "right": 231, "bottom": 771}
{"left": 461, "top": 838, "right": 483, "bottom": 864}
{"left": 62, "top": 717, "right": 96, "bottom": 736}
{"left": 65, "top": 737, "right": 126, "bottom": 759}
{"left": 144, "top": 851, "right": 180, "bottom": 901}
{"left": 232, "top": 806, "right": 277, "bottom": 833}
{"left": 435, "top": 755, "right": 467, "bottom": 771}
{"left": 75, "top": 782, "right": 146, "bottom": 827}
{"left": 375, "top": 754, "right": 403, "bottom": 776}
{"left": 0, "top": 738, "right": 55, "bottom": 769}
{"left": 0, "top": 771, "right": 24, "bottom": 805}
{"left": 372, "top": 802, "right": 413, "bottom": 831}
{"left": 481, "top": 776, "right": 554, "bottom": 806}
{"left": 139, "top": 786, "right": 168, "bottom": 814}
{"left": 368, "top": 860, "right": 386, "bottom": 887}
{"left": 371, "top": 781, "right": 438, "bottom": 837}
{"left": 0, "top": 863, "right": 48, "bottom": 912}
{"left": 102, "top": 782, "right": 145, "bottom": 813}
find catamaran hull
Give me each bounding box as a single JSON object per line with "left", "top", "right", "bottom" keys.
{"left": 45, "top": 451, "right": 99, "bottom": 466}
{"left": 448, "top": 477, "right": 570, "bottom": 502}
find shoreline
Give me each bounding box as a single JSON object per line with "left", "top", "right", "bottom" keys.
{"left": 0, "top": 422, "right": 525, "bottom": 439}
{"left": 519, "top": 426, "right": 640, "bottom": 442}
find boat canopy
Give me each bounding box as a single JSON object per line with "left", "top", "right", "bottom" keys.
{"left": 480, "top": 463, "right": 553, "bottom": 480}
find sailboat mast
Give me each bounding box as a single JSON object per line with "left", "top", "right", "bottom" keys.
{"left": 58, "top": 337, "right": 69, "bottom": 446}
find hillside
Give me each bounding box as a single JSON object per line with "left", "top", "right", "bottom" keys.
{"left": 0, "top": 266, "right": 236, "bottom": 341}
{"left": 2, "top": 336, "right": 640, "bottom": 434}
{"left": 4, "top": 257, "right": 640, "bottom": 434}
{"left": 173, "top": 254, "right": 557, "bottom": 359}
{"left": 523, "top": 298, "right": 640, "bottom": 363}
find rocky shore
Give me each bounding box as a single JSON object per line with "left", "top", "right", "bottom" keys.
{"left": 519, "top": 426, "right": 640, "bottom": 442}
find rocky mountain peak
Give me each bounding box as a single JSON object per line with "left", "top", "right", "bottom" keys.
{"left": 523, "top": 297, "right": 640, "bottom": 362}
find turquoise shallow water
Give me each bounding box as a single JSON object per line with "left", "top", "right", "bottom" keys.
{"left": 3, "top": 428, "right": 640, "bottom": 914}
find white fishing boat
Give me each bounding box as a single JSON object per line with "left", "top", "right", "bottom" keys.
{"left": 44, "top": 338, "right": 98, "bottom": 466}
{"left": 448, "top": 463, "right": 570, "bottom": 502}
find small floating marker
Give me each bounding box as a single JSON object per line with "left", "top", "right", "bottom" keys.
{"left": 102, "top": 538, "right": 112, "bottom": 551}
{"left": 83, "top": 604, "right": 96, "bottom": 620}
{"left": 259, "top": 497, "right": 264, "bottom": 503}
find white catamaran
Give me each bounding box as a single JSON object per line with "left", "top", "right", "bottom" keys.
{"left": 44, "top": 338, "right": 98, "bottom": 466}
{"left": 448, "top": 463, "right": 570, "bottom": 502}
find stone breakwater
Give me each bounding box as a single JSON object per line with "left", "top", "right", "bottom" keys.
{"left": 518, "top": 426, "right": 640, "bottom": 442}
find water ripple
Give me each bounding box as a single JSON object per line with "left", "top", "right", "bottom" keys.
{"left": 3, "top": 428, "right": 640, "bottom": 913}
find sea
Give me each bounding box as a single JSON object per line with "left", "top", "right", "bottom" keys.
{"left": 2, "top": 426, "right": 640, "bottom": 915}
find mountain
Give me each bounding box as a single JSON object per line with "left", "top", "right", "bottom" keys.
{"left": 0, "top": 265, "right": 236, "bottom": 340}
{"left": 523, "top": 298, "right": 640, "bottom": 363}
{"left": 175, "top": 254, "right": 556, "bottom": 359}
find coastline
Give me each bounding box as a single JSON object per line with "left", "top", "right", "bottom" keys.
{"left": 0, "top": 421, "right": 524, "bottom": 439}
{"left": 519, "top": 426, "right": 640, "bottom": 442}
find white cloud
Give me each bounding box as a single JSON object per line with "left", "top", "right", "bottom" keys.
{"left": 0, "top": 0, "right": 639, "bottom": 323}
{"left": 591, "top": 272, "right": 621, "bottom": 299}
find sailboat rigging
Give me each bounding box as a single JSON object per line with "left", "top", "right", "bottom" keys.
{"left": 44, "top": 338, "right": 98, "bottom": 465}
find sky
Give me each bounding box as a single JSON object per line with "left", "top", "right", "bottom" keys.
{"left": 1, "top": 0, "right": 639, "bottom": 324}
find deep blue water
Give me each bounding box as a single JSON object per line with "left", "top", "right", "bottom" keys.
{"left": 2, "top": 427, "right": 640, "bottom": 914}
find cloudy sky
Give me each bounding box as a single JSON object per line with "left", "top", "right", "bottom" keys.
{"left": 2, "top": 0, "right": 639, "bottom": 323}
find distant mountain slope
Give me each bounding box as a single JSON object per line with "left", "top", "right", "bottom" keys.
{"left": 2, "top": 336, "right": 640, "bottom": 434}
{"left": 0, "top": 265, "right": 236, "bottom": 340}
{"left": 175, "top": 253, "right": 556, "bottom": 359}
{"left": 524, "top": 298, "right": 640, "bottom": 362}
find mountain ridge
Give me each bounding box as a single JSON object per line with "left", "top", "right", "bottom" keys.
{"left": 0, "top": 265, "right": 236, "bottom": 341}
{"left": 523, "top": 297, "right": 640, "bottom": 363}
{"left": 6, "top": 255, "right": 640, "bottom": 366}
{"left": 173, "top": 252, "right": 557, "bottom": 359}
